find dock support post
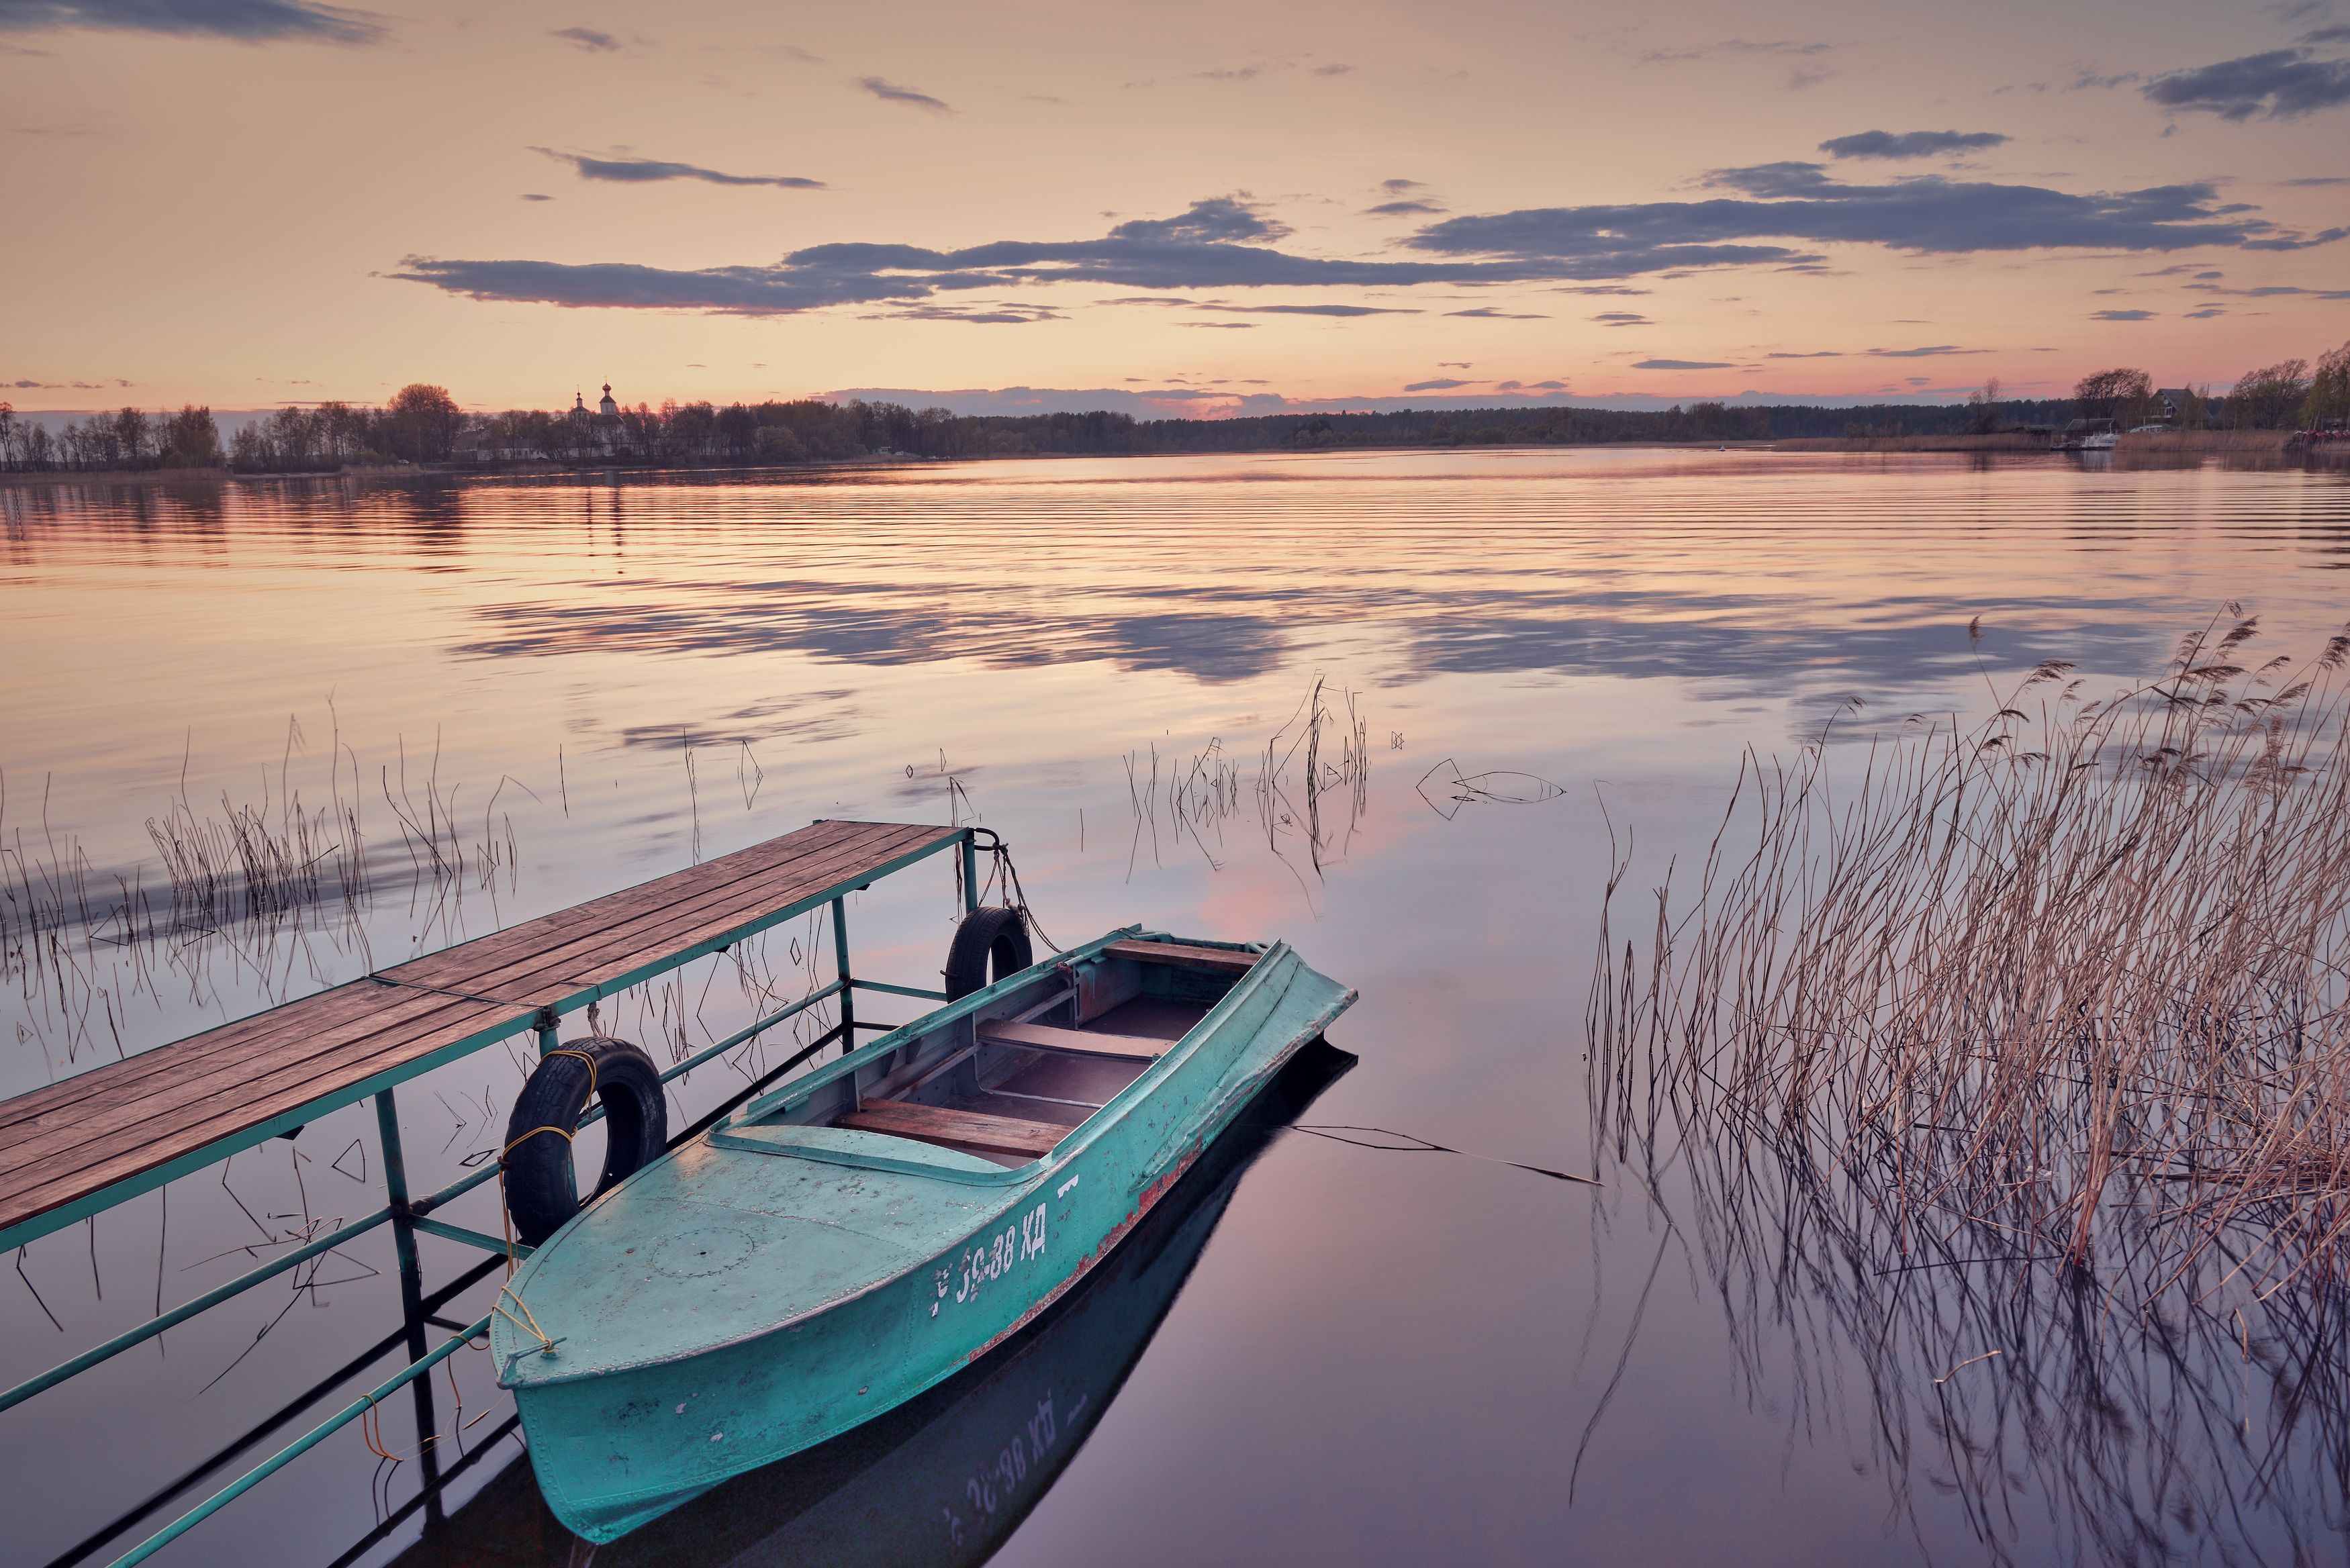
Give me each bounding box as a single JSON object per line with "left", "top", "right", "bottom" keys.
{"left": 831, "top": 895, "right": 854, "bottom": 1055}
{"left": 962, "top": 832, "right": 980, "bottom": 914}
{"left": 373, "top": 1088, "right": 445, "bottom": 1522}
{"left": 534, "top": 1005, "right": 560, "bottom": 1055}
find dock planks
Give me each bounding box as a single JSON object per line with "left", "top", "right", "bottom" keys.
{"left": 0, "top": 820, "right": 958, "bottom": 1248}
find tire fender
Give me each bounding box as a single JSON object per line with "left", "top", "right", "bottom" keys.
{"left": 500, "top": 1036, "right": 669, "bottom": 1247}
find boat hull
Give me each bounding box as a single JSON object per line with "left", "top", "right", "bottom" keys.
{"left": 503, "top": 937, "right": 1354, "bottom": 1542}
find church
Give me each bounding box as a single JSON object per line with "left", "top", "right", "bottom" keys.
{"left": 569, "top": 383, "right": 626, "bottom": 456}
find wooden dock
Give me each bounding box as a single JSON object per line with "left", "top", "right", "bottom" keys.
{"left": 0, "top": 819, "right": 959, "bottom": 1251}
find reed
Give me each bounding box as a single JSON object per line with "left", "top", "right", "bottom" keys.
{"left": 1591, "top": 607, "right": 2350, "bottom": 1297}
{"left": 1585, "top": 611, "right": 2350, "bottom": 1556}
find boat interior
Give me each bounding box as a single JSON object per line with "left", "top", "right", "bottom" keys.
{"left": 797, "top": 938, "right": 1258, "bottom": 1168}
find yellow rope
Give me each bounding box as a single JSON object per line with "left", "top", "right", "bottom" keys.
{"left": 489, "top": 1045, "right": 598, "bottom": 1358}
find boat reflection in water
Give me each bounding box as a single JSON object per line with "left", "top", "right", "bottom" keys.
{"left": 395, "top": 1038, "right": 1355, "bottom": 1568}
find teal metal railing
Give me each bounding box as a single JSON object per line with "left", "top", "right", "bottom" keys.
{"left": 0, "top": 826, "right": 978, "bottom": 1568}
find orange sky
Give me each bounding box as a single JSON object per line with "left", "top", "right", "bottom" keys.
{"left": 3, "top": 0, "right": 2347, "bottom": 414}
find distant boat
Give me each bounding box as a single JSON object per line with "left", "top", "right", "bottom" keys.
{"left": 393, "top": 1038, "right": 1356, "bottom": 1567}
{"left": 489, "top": 925, "right": 1356, "bottom": 1542}
{"left": 2055, "top": 418, "right": 2118, "bottom": 452}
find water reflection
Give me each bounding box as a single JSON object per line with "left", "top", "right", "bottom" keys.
{"left": 1596, "top": 1048, "right": 2350, "bottom": 1563}
{"left": 390, "top": 1040, "right": 1356, "bottom": 1568}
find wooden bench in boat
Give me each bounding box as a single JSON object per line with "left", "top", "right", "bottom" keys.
{"left": 838, "top": 1099, "right": 1068, "bottom": 1159}
{"left": 1102, "top": 939, "right": 1259, "bottom": 975}
{"left": 0, "top": 819, "right": 964, "bottom": 1252}
{"left": 976, "top": 1020, "right": 1172, "bottom": 1061}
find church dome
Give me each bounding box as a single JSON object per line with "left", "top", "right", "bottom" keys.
{"left": 598, "top": 383, "right": 618, "bottom": 418}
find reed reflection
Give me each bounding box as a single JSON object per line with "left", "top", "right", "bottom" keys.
{"left": 1590, "top": 613, "right": 2350, "bottom": 1562}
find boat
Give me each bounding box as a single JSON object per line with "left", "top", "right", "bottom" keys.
{"left": 399, "top": 1038, "right": 1355, "bottom": 1567}
{"left": 2053, "top": 417, "right": 2118, "bottom": 452}
{"left": 489, "top": 923, "right": 1356, "bottom": 1542}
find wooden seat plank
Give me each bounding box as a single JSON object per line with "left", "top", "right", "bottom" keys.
{"left": 837, "top": 1099, "right": 1066, "bottom": 1159}
{"left": 0, "top": 820, "right": 957, "bottom": 1242}
{"left": 0, "top": 822, "right": 939, "bottom": 1185}
{"left": 1102, "top": 939, "right": 1259, "bottom": 975}
{"left": 977, "top": 1020, "right": 1172, "bottom": 1061}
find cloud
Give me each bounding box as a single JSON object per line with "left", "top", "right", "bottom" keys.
{"left": 1311, "top": 62, "right": 1354, "bottom": 76}
{"left": 1593, "top": 311, "right": 1648, "bottom": 325}
{"left": 1446, "top": 307, "right": 1547, "bottom": 318}
{"left": 1818, "top": 129, "right": 2012, "bottom": 160}
{"left": 1865, "top": 344, "right": 1981, "bottom": 356}
{"left": 1405, "top": 378, "right": 1476, "bottom": 391}
{"left": 859, "top": 75, "right": 952, "bottom": 113}
{"left": 1411, "top": 162, "right": 2345, "bottom": 265}
{"left": 1197, "top": 302, "right": 1417, "bottom": 316}
{"left": 859, "top": 303, "right": 1062, "bottom": 324}
{"left": 1642, "top": 37, "right": 1831, "bottom": 64}
{"left": 534, "top": 148, "right": 824, "bottom": 189}
{"left": 1366, "top": 199, "right": 1446, "bottom": 216}
{"left": 2185, "top": 305, "right": 2226, "bottom": 317}
{"left": 521, "top": 193, "right": 554, "bottom": 201}
{"left": 0, "top": 0, "right": 382, "bottom": 42}
{"left": 2284, "top": 175, "right": 2350, "bottom": 185}
{"left": 550, "top": 25, "right": 615, "bottom": 51}
{"left": 2186, "top": 281, "right": 2350, "bottom": 299}
{"left": 1180, "top": 321, "right": 1255, "bottom": 329}
{"left": 1381, "top": 179, "right": 1425, "bottom": 193}
{"left": 1108, "top": 195, "right": 1289, "bottom": 244}
{"left": 2091, "top": 308, "right": 2157, "bottom": 320}
{"left": 1556, "top": 285, "right": 1651, "bottom": 295}
{"left": 394, "top": 170, "right": 2345, "bottom": 320}
{"left": 2142, "top": 47, "right": 2350, "bottom": 119}
{"left": 1634, "top": 359, "right": 1733, "bottom": 370}
{"left": 1767, "top": 350, "right": 1844, "bottom": 358}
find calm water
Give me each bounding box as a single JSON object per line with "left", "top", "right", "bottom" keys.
{"left": 5, "top": 448, "right": 2350, "bottom": 1567}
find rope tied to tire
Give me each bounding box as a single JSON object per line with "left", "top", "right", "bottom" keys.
{"left": 967, "top": 828, "right": 1063, "bottom": 954}
{"left": 492, "top": 1037, "right": 669, "bottom": 1371}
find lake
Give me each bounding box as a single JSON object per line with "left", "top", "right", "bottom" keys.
{"left": 4, "top": 447, "right": 2349, "bottom": 1567}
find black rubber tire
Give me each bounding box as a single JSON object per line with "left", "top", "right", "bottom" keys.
{"left": 943, "top": 906, "right": 1034, "bottom": 1001}
{"left": 501, "top": 1036, "right": 669, "bottom": 1247}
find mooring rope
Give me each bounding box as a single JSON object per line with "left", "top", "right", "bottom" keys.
{"left": 1292, "top": 1124, "right": 1603, "bottom": 1187}
{"left": 487, "top": 1046, "right": 600, "bottom": 1368}
{"left": 971, "top": 829, "right": 1065, "bottom": 953}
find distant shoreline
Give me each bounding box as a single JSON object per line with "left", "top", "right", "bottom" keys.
{"left": 3, "top": 430, "right": 2337, "bottom": 490}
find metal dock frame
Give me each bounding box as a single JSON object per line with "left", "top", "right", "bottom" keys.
{"left": 0, "top": 820, "right": 984, "bottom": 1568}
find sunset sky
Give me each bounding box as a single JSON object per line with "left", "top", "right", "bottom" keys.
{"left": 5, "top": 0, "right": 2348, "bottom": 415}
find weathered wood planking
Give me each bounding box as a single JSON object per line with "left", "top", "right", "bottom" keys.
{"left": 838, "top": 1099, "right": 1068, "bottom": 1158}
{"left": 1102, "top": 939, "right": 1259, "bottom": 975}
{"left": 0, "top": 820, "right": 957, "bottom": 1248}
{"left": 976, "top": 1020, "right": 1171, "bottom": 1061}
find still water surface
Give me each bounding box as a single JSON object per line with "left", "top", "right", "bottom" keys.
{"left": 4, "top": 448, "right": 2350, "bottom": 1565}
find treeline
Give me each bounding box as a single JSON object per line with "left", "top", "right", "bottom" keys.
{"left": 2072, "top": 345, "right": 2350, "bottom": 430}
{"left": 0, "top": 404, "right": 225, "bottom": 473}
{"left": 6, "top": 338, "right": 2343, "bottom": 477}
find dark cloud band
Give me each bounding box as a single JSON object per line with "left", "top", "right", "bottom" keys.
{"left": 533, "top": 149, "right": 825, "bottom": 189}
{"left": 1818, "top": 129, "right": 2010, "bottom": 159}
{"left": 0, "top": 0, "right": 381, "bottom": 41}
{"left": 2143, "top": 46, "right": 2350, "bottom": 120}
{"left": 394, "top": 170, "right": 2344, "bottom": 319}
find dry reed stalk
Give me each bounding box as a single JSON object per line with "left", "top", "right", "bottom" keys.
{"left": 1587, "top": 613, "right": 2350, "bottom": 1555}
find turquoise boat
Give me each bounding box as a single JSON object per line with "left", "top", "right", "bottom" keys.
{"left": 403, "top": 1039, "right": 1353, "bottom": 1567}
{"left": 490, "top": 925, "right": 1355, "bottom": 1542}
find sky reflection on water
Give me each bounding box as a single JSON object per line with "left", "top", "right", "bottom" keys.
{"left": 4, "top": 449, "right": 2350, "bottom": 1566}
